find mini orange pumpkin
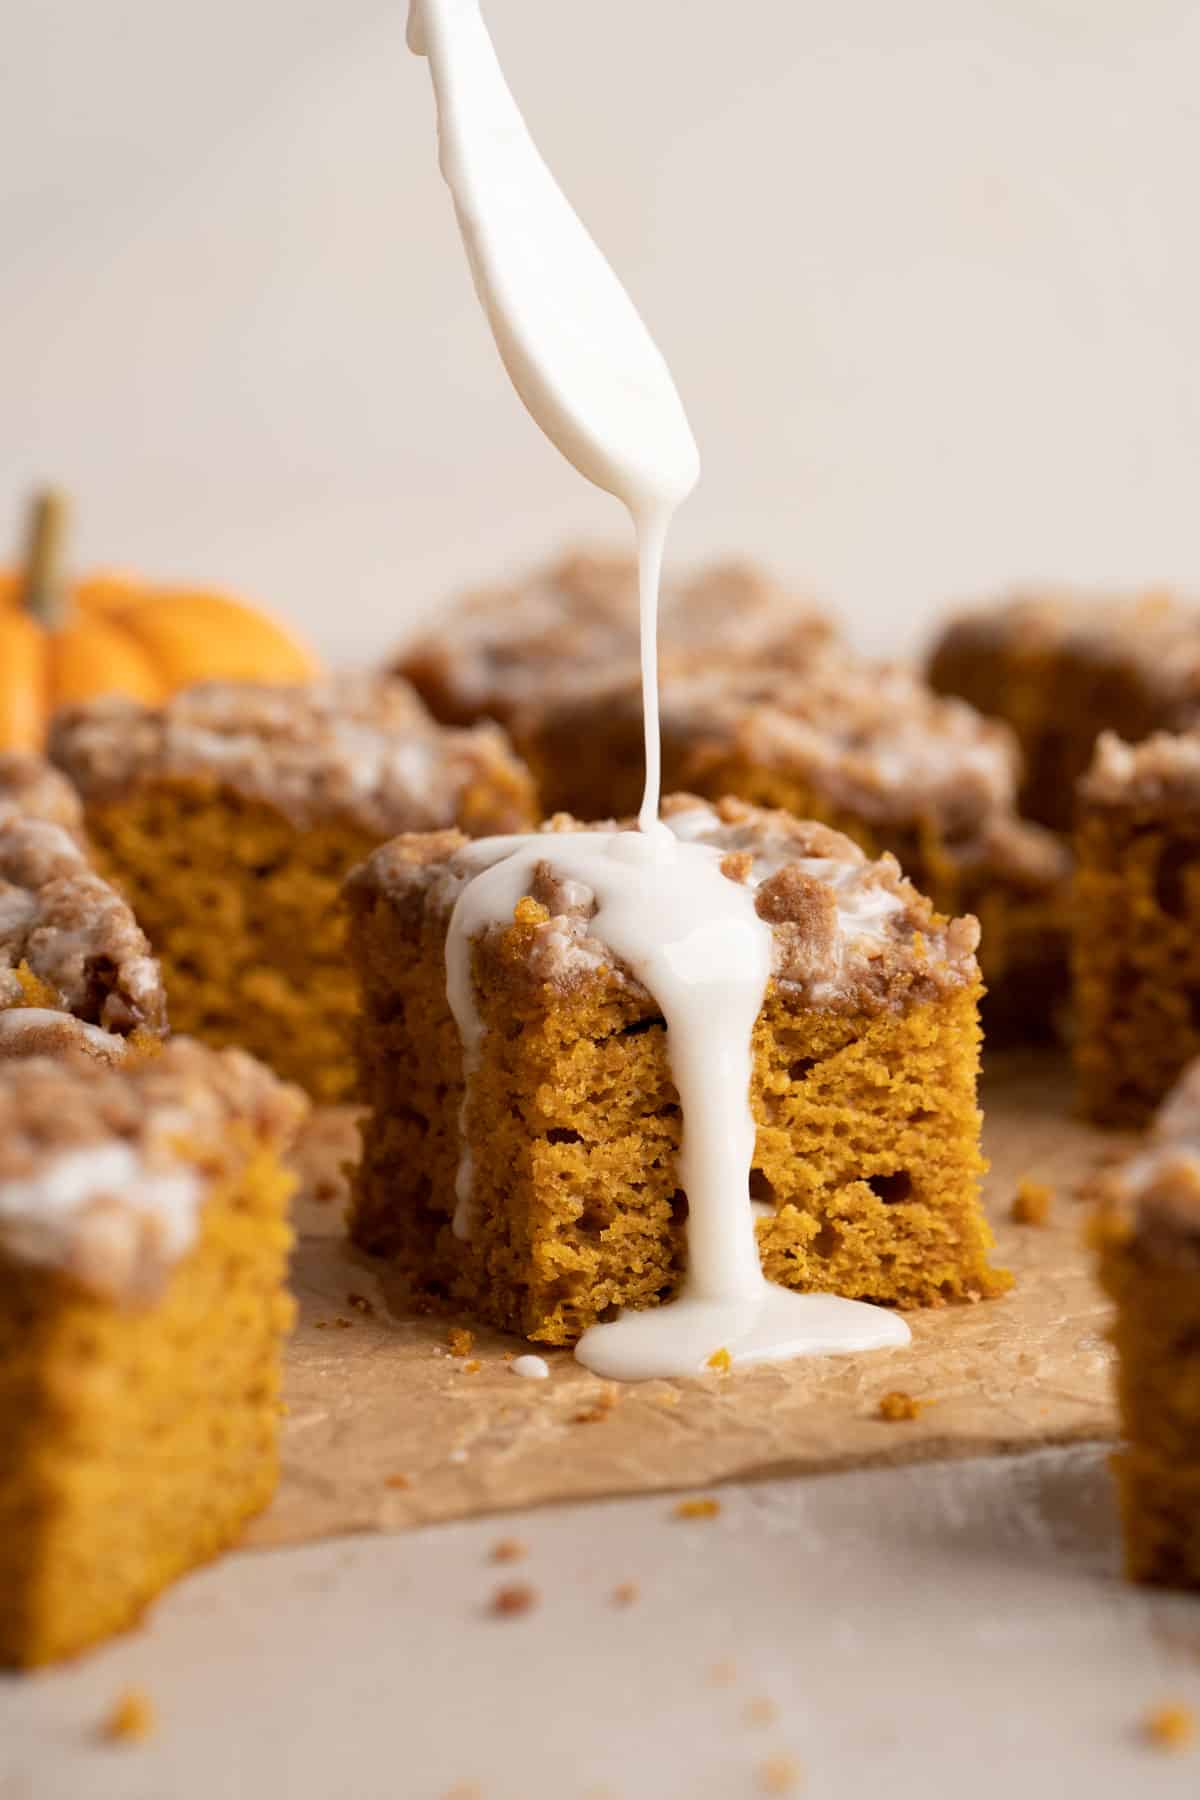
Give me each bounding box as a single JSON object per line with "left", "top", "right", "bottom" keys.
{"left": 0, "top": 490, "right": 319, "bottom": 751}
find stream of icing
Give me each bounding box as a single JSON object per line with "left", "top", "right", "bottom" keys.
{"left": 408, "top": 0, "right": 910, "bottom": 1376}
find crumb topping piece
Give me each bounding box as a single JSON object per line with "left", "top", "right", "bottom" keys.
{"left": 1082, "top": 728, "right": 1200, "bottom": 810}
{"left": 49, "top": 675, "right": 533, "bottom": 836}
{"left": 395, "top": 550, "right": 835, "bottom": 721}
{"left": 489, "top": 1582, "right": 538, "bottom": 1618}
{"left": 0, "top": 814, "right": 166, "bottom": 1034}
{"left": 350, "top": 795, "right": 980, "bottom": 1015}
{"left": 939, "top": 588, "right": 1200, "bottom": 688}
{"left": 662, "top": 659, "right": 1020, "bottom": 835}
{"left": 0, "top": 753, "right": 84, "bottom": 833}
{"left": 1105, "top": 1058, "right": 1200, "bottom": 1251}
{"left": 0, "top": 1039, "right": 306, "bottom": 1301}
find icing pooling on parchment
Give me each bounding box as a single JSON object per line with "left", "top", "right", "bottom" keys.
{"left": 409, "top": 0, "right": 909, "bottom": 1376}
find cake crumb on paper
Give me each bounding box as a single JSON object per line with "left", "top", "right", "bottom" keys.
{"left": 447, "top": 1327, "right": 474, "bottom": 1358}
{"left": 674, "top": 1496, "right": 721, "bottom": 1520}
{"left": 489, "top": 1582, "right": 538, "bottom": 1618}
{"left": 706, "top": 1347, "right": 732, "bottom": 1373}
{"left": 462, "top": 1359, "right": 482, "bottom": 1374}
{"left": 708, "top": 1660, "right": 738, "bottom": 1687}
{"left": 757, "top": 1752, "right": 802, "bottom": 1793}
{"left": 99, "top": 1688, "right": 155, "bottom": 1745}
{"left": 879, "top": 1390, "right": 924, "bottom": 1422}
{"left": 1012, "top": 1177, "right": 1054, "bottom": 1225}
{"left": 383, "top": 1472, "right": 410, "bottom": 1491}
{"left": 1143, "top": 1703, "right": 1196, "bottom": 1751}
{"left": 611, "top": 1581, "right": 639, "bottom": 1608}
{"left": 574, "top": 1387, "right": 618, "bottom": 1424}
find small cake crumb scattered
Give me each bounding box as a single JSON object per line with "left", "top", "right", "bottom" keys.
{"left": 757, "top": 1752, "right": 803, "bottom": 1794}
{"left": 448, "top": 1327, "right": 474, "bottom": 1358}
{"left": 1143, "top": 1703, "right": 1196, "bottom": 1751}
{"left": 879, "top": 1390, "right": 924, "bottom": 1422}
{"left": 611, "top": 1581, "right": 639, "bottom": 1608}
{"left": 1012, "top": 1178, "right": 1054, "bottom": 1226}
{"left": 462, "top": 1359, "right": 482, "bottom": 1374}
{"left": 745, "top": 1697, "right": 779, "bottom": 1727}
{"left": 708, "top": 1660, "right": 738, "bottom": 1687}
{"left": 574, "top": 1388, "right": 618, "bottom": 1424}
{"left": 384, "top": 1473, "right": 411, "bottom": 1491}
{"left": 490, "top": 1538, "right": 527, "bottom": 1564}
{"left": 706, "top": 1347, "right": 732, "bottom": 1373}
{"left": 674, "top": 1496, "right": 722, "bottom": 1520}
{"left": 100, "top": 1689, "right": 156, "bottom": 1745}
{"left": 489, "top": 1582, "right": 538, "bottom": 1618}
{"left": 441, "top": 1783, "right": 482, "bottom": 1800}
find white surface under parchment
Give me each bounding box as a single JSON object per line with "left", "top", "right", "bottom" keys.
{"left": 3, "top": 1446, "right": 1200, "bottom": 1800}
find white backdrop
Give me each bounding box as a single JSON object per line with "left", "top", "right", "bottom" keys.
{"left": 4, "top": 0, "right": 1199, "bottom": 665}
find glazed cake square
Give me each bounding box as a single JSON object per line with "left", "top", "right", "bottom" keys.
{"left": 1074, "top": 731, "right": 1200, "bottom": 1125}
{"left": 0, "top": 1039, "right": 304, "bottom": 1666}
{"left": 345, "top": 795, "right": 1006, "bottom": 1345}
{"left": 49, "top": 676, "right": 536, "bottom": 1101}
{"left": 1094, "top": 1060, "right": 1200, "bottom": 1587}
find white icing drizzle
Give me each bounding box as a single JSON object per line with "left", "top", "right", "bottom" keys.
{"left": 510, "top": 1354, "right": 550, "bottom": 1380}
{"left": 410, "top": 1, "right": 910, "bottom": 1378}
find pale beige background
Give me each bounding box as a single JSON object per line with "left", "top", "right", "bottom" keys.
{"left": 5, "top": 1, "right": 1200, "bottom": 665}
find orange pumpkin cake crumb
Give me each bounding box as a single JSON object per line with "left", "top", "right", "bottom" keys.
{"left": 1143, "top": 1702, "right": 1196, "bottom": 1751}
{"left": 1011, "top": 1178, "right": 1053, "bottom": 1225}
{"left": 878, "top": 1390, "right": 924, "bottom": 1421}
{"left": 100, "top": 1688, "right": 156, "bottom": 1745}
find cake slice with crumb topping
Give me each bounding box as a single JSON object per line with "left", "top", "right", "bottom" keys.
{"left": 1094, "top": 1058, "right": 1200, "bottom": 1587}
{"left": 49, "top": 676, "right": 536, "bottom": 1100}
{"left": 0, "top": 1038, "right": 305, "bottom": 1666}
{"left": 345, "top": 794, "right": 1006, "bottom": 1344}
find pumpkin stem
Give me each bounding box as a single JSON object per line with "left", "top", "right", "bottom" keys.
{"left": 20, "top": 488, "right": 70, "bottom": 629}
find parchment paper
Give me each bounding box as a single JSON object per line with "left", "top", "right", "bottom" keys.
{"left": 246, "top": 1053, "right": 1130, "bottom": 1548}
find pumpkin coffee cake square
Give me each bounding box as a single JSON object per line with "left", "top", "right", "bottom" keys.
{"left": 0, "top": 1038, "right": 305, "bottom": 1666}
{"left": 1074, "top": 731, "right": 1200, "bottom": 1125}
{"left": 928, "top": 588, "right": 1200, "bottom": 832}
{"left": 345, "top": 795, "right": 1006, "bottom": 1345}
{"left": 530, "top": 660, "right": 1070, "bottom": 1037}
{"left": 1093, "top": 1059, "right": 1200, "bottom": 1588}
{"left": 50, "top": 676, "right": 536, "bottom": 1100}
